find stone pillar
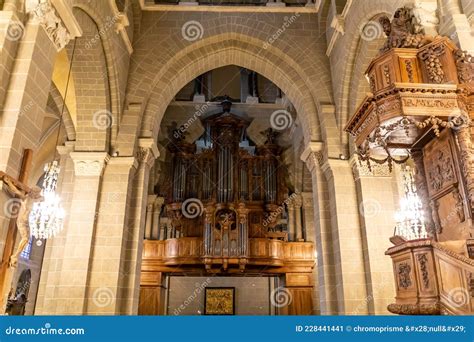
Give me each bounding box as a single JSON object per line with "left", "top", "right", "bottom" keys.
{"left": 410, "top": 0, "right": 439, "bottom": 36}
{"left": 144, "top": 195, "right": 157, "bottom": 239}
{"left": 301, "top": 143, "right": 337, "bottom": 315}
{"left": 301, "top": 191, "right": 320, "bottom": 314}
{"left": 0, "top": 14, "right": 55, "bottom": 258}
{"left": 294, "top": 194, "right": 304, "bottom": 241}
{"left": 438, "top": 0, "right": 473, "bottom": 54}
{"left": 302, "top": 143, "right": 369, "bottom": 315}
{"left": 351, "top": 159, "right": 397, "bottom": 314}
{"left": 85, "top": 156, "right": 137, "bottom": 315}
{"left": 286, "top": 203, "right": 296, "bottom": 242}
{"left": 50, "top": 152, "right": 109, "bottom": 314}
{"left": 35, "top": 142, "right": 75, "bottom": 314}
{"left": 151, "top": 197, "right": 165, "bottom": 240}
{"left": 119, "top": 138, "right": 158, "bottom": 314}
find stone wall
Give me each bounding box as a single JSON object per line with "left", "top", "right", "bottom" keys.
{"left": 168, "top": 276, "right": 272, "bottom": 315}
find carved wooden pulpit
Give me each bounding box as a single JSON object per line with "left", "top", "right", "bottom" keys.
{"left": 345, "top": 8, "right": 474, "bottom": 315}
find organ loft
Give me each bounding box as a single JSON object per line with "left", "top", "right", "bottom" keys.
{"left": 139, "top": 99, "right": 315, "bottom": 315}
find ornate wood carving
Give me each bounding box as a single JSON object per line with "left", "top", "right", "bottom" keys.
{"left": 397, "top": 262, "right": 412, "bottom": 289}
{"left": 417, "top": 253, "right": 430, "bottom": 289}
{"left": 378, "top": 7, "right": 434, "bottom": 53}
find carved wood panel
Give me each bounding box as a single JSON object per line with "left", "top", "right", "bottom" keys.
{"left": 422, "top": 130, "right": 469, "bottom": 238}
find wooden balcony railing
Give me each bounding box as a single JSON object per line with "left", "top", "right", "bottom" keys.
{"left": 142, "top": 237, "right": 315, "bottom": 270}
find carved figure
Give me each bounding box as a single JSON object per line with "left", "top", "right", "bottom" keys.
{"left": 1, "top": 176, "right": 43, "bottom": 267}
{"left": 379, "top": 7, "right": 434, "bottom": 53}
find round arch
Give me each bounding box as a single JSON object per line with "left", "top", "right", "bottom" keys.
{"left": 127, "top": 32, "right": 334, "bottom": 152}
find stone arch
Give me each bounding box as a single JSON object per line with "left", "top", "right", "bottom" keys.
{"left": 68, "top": 8, "right": 112, "bottom": 152}
{"left": 125, "top": 33, "right": 333, "bottom": 155}
{"left": 329, "top": 0, "right": 407, "bottom": 152}
{"left": 47, "top": 82, "right": 76, "bottom": 142}
{"left": 69, "top": 0, "right": 132, "bottom": 152}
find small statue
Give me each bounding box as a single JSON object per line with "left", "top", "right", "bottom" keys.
{"left": 261, "top": 128, "right": 280, "bottom": 145}
{"left": 379, "top": 7, "right": 434, "bottom": 53}
{"left": 1, "top": 175, "right": 43, "bottom": 267}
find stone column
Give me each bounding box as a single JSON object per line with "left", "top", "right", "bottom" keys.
{"left": 85, "top": 156, "right": 137, "bottom": 315}
{"left": 351, "top": 158, "right": 397, "bottom": 314}
{"left": 144, "top": 195, "right": 157, "bottom": 239}
{"left": 302, "top": 142, "right": 369, "bottom": 315}
{"left": 438, "top": 0, "right": 473, "bottom": 54}
{"left": 301, "top": 191, "right": 320, "bottom": 314}
{"left": 286, "top": 202, "right": 296, "bottom": 242}
{"left": 119, "top": 138, "right": 158, "bottom": 314}
{"left": 0, "top": 9, "right": 56, "bottom": 257}
{"left": 294, "top": 194, "right": 304, "bottom": 241}
{"left": 51, "top": 152, "right": 109, "bottom": 314}
{"left": 35, "top": 142, "right": 75, "bottom": 314}
{"left": 151, "top": 197, "right": 165, "bottom": 240}
{"left": 301, "top": 143, "right": 337, "bottom": 315}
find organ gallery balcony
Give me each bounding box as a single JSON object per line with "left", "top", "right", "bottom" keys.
{"left": 141, "top": 238, "right": 315, "bottom": 273}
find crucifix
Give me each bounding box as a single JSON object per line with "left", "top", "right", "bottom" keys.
{"left": 0, "top": 171, "right": 42, "bottom": 268}
{"left": 0, "top": 150, "right": 38, "bottom": 279}
{"left": 0, "top": 150, "right": 43, "bottom": 311}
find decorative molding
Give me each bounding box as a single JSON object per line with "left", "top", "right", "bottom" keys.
{"left": 387, "top": 302, "right": 440, "bottom": 315}
{"left": 70, "top": 152, "right": 110, "bottom": 177}
{"left": 416, "top": 253, "right": 430, "bottom": 289}
{"left": 351, "top": 156, "right": 391, "bottom": 179}
{"left": 26, "top": 0, "right": 74, "bottom": 51}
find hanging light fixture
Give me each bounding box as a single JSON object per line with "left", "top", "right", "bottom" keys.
{"left": 29, "top": 160, "right": 65, "bottom": 240}
{"left": 393, "top": 166, "right": 427, "bottom": 240}
{"left": 28, "top": 40, "right": 77, "bottom": 243}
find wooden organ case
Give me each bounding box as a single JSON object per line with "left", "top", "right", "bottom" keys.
{"left": 345, "top": 7, "right": 474, "bottom": 315}
{"left": 139, "top": 100, "right": 315, "bottom": 315}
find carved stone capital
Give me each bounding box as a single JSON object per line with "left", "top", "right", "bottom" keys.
{"left": 136, "top": 138, "right": 159, "bottom": 168}
{"left": 26, "top": 0, "right": 79, "bottom": 51}
{"left": 292, "top": 193, "right": 303, "bottom": 208}
{"left": 301, "top": 142, "right": 325, "bottom": 172}
{"left": 350, "top": 156, "right": 392, "bottom": 180}
{"left": 154, "top": 196, "right": 165, "bottom": 208}
{"left": 70, "top": 152, "right": 109, "bottom": 177}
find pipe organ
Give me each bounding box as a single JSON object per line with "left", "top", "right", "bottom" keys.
{"left": 140, "top": 100, "right": 315, "bottom": 316}
{"left": 164, "top": 100, "right": 289, "bottom": 271}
